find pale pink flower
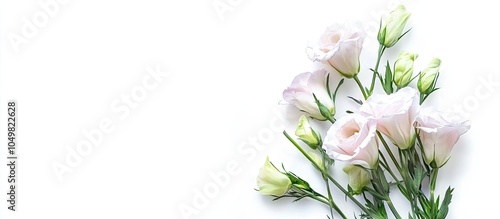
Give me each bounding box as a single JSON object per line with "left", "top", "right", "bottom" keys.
{"left": 323, "top": 114, "right": 379, "bottom": 169}
{"left": 283, "top": 69, "right": 334, "bottom": 120}
{"left": 359, "top": 87, "right": 420, "bottom": 149}
{"left": 415, "top": 108, "right": 470, "bottom": 168}
{"left": 306, "top": 23, "right": 366, "bottom": 78}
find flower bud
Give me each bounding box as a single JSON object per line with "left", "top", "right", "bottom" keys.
{"left": 343, "top": 164, "right": 370, "bottom": 195}
{"left": 378, "top": 5, "right": 411, "bottom": 48}
{"left": 295, "top": 115, "right": 322, "bottom": 149}
{"left": 256, "top": 157, "right": 292, "bottom": 196}
{"left": 286, "top": 172, "right": 313, "bottom": 191}
{"left": 418, "top": 58, "right": 441, "bottom": 94}
{"left": 394, "top": 51, "right": 417, "bottom": 89}
{"left": 308, "top": 151, "right": 325, "bottom": 171}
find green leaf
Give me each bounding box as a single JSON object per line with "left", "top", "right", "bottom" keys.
{"left": 376, "top": 167, "right": 389, "bottom": 193}
{"left": 436, "top": 187, "right": 454, "bottom": 219}
{"left": 320, "top": 148, "right": 334, "bottom": 166}
{"left": 412, "top": 165, "right": 425, "bottom": 191}
{"left": 326, "top": 73, "right": 332, "bottom": 99}
{"left": 363, "top": 187, "right": 387, "bottom": 200}
{"left": 365, "top": 87, "right": 372, "bottom": 97}
{"left": 434, "top": 196, "right": 441, "bottom": 216}
{"left": 384, "top": 61, "right": 393, "bottom": 94}
{"left": 313, "top": 93, "right": 333, "bottom": 121}
{"left": 408, "top": 213, "right": 415, "bottom": 219}
{"left": 332, "top": 78, "right": 345, "bottom": 102}
{"left": 397, "top": 28, "right": 412, "bottom": 41}
{"left": 348, "top": 96, "right": 363, "bottom": 105}
{"left": 417, "top": 194, "right": 432, "bottom": 217}
{"left": 397, "top": 183, "right": 408, "bottom": 198}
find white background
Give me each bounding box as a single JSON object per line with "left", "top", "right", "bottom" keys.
{"left": 1, "top": 0, "right": 499, "bottom": 218}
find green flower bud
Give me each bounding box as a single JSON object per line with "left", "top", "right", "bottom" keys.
{"left": 308, "top": 152, "right": 325, "bottom": 171}
{"left": 286, "top": 172, "right": 312, "bottom": 191}
{"left": 418, "top": 58, "right": 441, "bottom": 94}
{"left": 343, "top": 164, "right": 370, "bottom": 195}
{"left": 256, "top": 157, "right": 292, "bottom": 196}
{"left": 394, "top": 51, "right": 418, "bottom": 89}
{"left": 295, "top": 115, "right": 322, "bottom": 149}
{"left": 313, "top": 93, "right": 336, "bottom": 122}
{"left": 378, "top": 5, "right": 411, "bottom": 48}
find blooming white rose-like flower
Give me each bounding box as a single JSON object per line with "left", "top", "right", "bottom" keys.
{"left": 415, "top": 108, "right": 470, "bottom": 168}
{"left": 256, "top": 157, "right": 292, "bottom": 196}
{"left": 359, "top": 87, "right": 420, "bottom": 149}
{"left": 283, "top": 69, "right": 335, "bottom": 120}
{"left": 323, "top": 114, "right": 379, "bottom": 169}
{"left": 306, "top": 23, "right": 366, "bottom": 78}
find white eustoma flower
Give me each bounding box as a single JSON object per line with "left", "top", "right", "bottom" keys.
{"left": 307, "top": 23, "right": 366, "bottom": 78}
{"left": 323, "top": 114, "right": 379, "bottom": 169}
{"left": 415, "top": 108, "right": 470, "bottom": 168}
{"left": 283, "top": 69, "right": 335, "bottom": 120}
{"left": 360, "top": 87, "right": 420, "bottom": 149}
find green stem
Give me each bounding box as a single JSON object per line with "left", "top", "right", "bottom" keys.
{"left": 324, "top": 176, "right": 347, "bottom": 219}
{"left": 310, "top": 195, "right": 330, "bottom": 206}
{"left": 377, "top": 132, "right": 401, "bottom": 172}
{"left": 294, "top": 185, "right": 330, "bottom": 205}
{"left": 430, "top": 168, "right": 439, "bottom": 204}
{"left": 353, "top": 75, "right": 368, "bottom": 100}
{"left": 325, "top": 173, "right": 368, "bottom": 213}
{"left": 369, "top": 44, "right": 386, "bottom": 95}
{"left": 284, "top": 131, "right": 316, "bottom": 167}
{"left": 379, "top": 134, "right": 420, "bottom": 217}
{"left": 320, "top": 150, "right": 344, "bottom": 219}
{"left": 386, "top": 198, "right": 403, "bottom": 219}
{"left": 378, "top": 152, "right": 402, "bottom": 187}
{"left": 370, "top": 165, "right": 402, "bottom": 219}
{"left": 399, "top": 149, "right": 420, "bottom": 216}
{"left": 283, "top": 131, "right": 369, "bottom": 214}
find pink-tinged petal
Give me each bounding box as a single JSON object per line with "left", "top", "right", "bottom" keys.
{"left": 307, "top": 22, "right": 366, "bottom": 78}
{"left": 415, "top": 108, "right": 470, "bottom": 168}
{"left": 282, "top": 69, "right": 335, "bottom": 120}
{"left": 323, "top": 114, "right": 379, "bottom": 169}
{"left": 359, "top": 87, "right": 419, "bottom": 149}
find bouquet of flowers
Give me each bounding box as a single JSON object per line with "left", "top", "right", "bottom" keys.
{"left": 255, "top": 5, "right": 470, "bottom": 219}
